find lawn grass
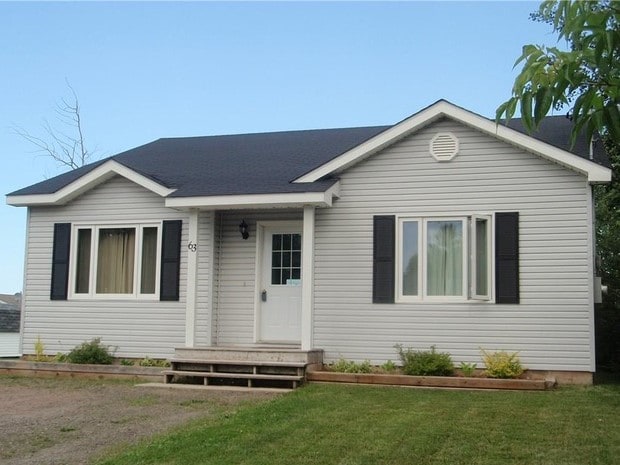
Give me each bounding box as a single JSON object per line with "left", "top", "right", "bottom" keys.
{"left": 97, "top": 383, "right": 620, "bottom": 465}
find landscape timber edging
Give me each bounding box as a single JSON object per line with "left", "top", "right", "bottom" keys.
{"left": 306, "top": 371, "right": 555, "bottom": 390}
{"left": 0, "top": 360, "right": 163, "bottom": 380}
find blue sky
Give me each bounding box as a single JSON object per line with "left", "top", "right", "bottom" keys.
{"left": 0, "top": 1, "right": 556, "bottom": 293}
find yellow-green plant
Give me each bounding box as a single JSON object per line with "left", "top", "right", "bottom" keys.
{"left": 480, "top": 349, "right": 524, "bottom": 379}
{"left": 139, "top": 356, "right": 171, "bottom": 368}
{"left": 34, "top": 336, "right": 46, "bottom": 361}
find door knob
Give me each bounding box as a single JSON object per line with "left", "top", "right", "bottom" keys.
{"left": 261, "top": 290, "right": 267, "bottom": 302}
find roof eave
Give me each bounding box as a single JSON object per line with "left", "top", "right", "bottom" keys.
{"left": 293, "top": 100, "right": 612, "bottom": 184}
{"left": 6, "top": 160, "right": 176, "bottom": 207}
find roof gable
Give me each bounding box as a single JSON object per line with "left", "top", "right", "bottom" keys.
{"left": 293, "top": 100, "right": 611, "bottom": 184}
{"left": 6, "top": 100, "right": 611, "bottom": 208}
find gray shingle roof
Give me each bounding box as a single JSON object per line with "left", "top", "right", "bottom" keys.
{"left": 7, "top": 114, "right": 608, "bottom": 198}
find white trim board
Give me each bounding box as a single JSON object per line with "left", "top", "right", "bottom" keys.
{"left": 6, "top": 160, "right": 176, "bottom": 207}
{"left": 293, "top": 100, "right": 611, "bottom": 184}
{"left": 165, "top": 182, "right": 340, "bottom": 210}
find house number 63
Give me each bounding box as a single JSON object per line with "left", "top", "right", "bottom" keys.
{"left": 187, "top": 242, "right": 197, "bottom": 252}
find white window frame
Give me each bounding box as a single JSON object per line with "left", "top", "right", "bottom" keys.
{"left": 396, "top": 214, "right": 494, "bottom": 303}
{"left": 68, "top": 222, "right": 162, "bottom": 300}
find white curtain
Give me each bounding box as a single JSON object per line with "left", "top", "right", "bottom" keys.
{"left": 97, "top": 228, "right": 135, "bottom": 294}
{"left": 427, "top": 221, "right": 462, "bottom": 296}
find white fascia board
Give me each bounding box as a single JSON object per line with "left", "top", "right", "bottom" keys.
{"left": 165, "top": 182, "right": 340, "bottom": 210}
{"left": 6, "top": 160, "right": 176, "bottom": 207}
{"left": 294, "top": 100, "right": 611, "bottom": 184}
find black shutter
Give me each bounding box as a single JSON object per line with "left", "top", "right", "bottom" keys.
{"left": 495, "top": 212, "right": 519, "bottom": 304}
{"left": 160, "top": 220, "right": 182, "bottom": 301}
{"left": 373, "top": 215, "right": 395, "bottom": 303}
{"left": 50, "top": 223, "right": 71, "bottom": 300}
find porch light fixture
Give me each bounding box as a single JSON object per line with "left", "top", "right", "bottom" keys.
{"left": 239, "top": 220, "right": 249, "bottom": 240}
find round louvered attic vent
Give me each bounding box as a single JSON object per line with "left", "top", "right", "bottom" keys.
{"left": 429, "top": 132, "right": 459, "bottom": 161}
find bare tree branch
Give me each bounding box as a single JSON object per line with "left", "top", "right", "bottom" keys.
{"left": 12, "top": 80, "right": 93, "bottom": 171}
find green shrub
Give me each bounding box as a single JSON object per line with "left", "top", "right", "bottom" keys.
{"left": 396, "top": 344, "right": 454, "bottom": 376}
{"left": 53, "top": 352, "right": 68, "bottom": 363}
{"left": 459, "top": 361, "right": 477, "bottom": 377}
{"left": 381, "top": 359, "right": 398, "bottom": 373}
{"left": 329, "top": 358, "right": 373, "bottom": 374}
{"left": 66, "top": 338, "right": 114, "bottom": 365}
{"left": 481, "top": 349, "right": 524, "bottom": 379}
{"left": 120, "top": 359, "right": 135, "bottom": 366}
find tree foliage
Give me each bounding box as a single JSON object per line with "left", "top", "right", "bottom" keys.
{"left": 496, "top": 0, "right": 620, "bottom": 145}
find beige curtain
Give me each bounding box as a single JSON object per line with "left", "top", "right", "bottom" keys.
{"left": 75, "top": 229, "right": 92, "bottom": 293}
{"left": 140, "top": 227, "right": 158, "bottom": 294}
{"left": 96, "top": 228, "right": 135, "bottom": 294}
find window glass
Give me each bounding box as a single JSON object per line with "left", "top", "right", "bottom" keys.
{"left": 271, "top": 233, "right": 302, "bottom": 285}
{"left": 75, "top": 229, "right": 91, "bottom": 294}
{"left": 475, "top": 218, "right": 489, "bottom": 296}
{"left": 402, "top": 221, "right": 419, "bottom": 296}
{"left": 426, "top": 221, "right": 463, "bottom": 296}
{"left": 96, "top": 228, "right": 136, "bottom": 294}
{"left": 140, "top": 227, "right": 158, "bottom": 294}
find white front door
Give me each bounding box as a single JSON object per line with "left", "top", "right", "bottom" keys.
{"left": 259, "top": 225, "right": 302, "bottom": 343}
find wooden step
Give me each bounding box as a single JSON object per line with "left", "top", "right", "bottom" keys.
{"left": 164, "top": 369, "right": 304, "bottom": 389}
{"left": 164, "top": 370, "right": 303, "bottom": 381}
{"left": 171, "top": 358, "right": 307, "bottom": 368}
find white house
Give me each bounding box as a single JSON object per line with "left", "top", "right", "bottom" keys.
{"left": 6, "top": 101, "right": 611, "bottom": 383}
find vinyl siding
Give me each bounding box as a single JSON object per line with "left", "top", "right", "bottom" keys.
{"left": 22, "top": 176, "right": 191, "bottom": 358}
{"left": 213, "top": 210, "right": 302, "bottom": 345}
{"left": 0, "top": 333, "right": 21, "bottom": 357}
{"left": 313, "top": 118, "right": 594, "bottom": 371}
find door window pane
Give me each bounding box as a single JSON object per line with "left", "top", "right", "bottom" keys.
{"left": 402, "top": 221, "right": 419, "bottom": 296}
{"left": 97, "top": 228, "right": 136, "bottom": 294}
{"left": 427, "top": 221, "right": 463, "bottom": 296}
{"left": 271, "top": 233, "right": 302, "bottom": 285}
{"left": 75, "top": 229, "right": 91, "bottom": 294}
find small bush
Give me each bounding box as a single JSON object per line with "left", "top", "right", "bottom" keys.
{"left": 381, "top": 360, "right": 398, "bottom": 373}
{"left": 396, "top": 344, "right": 454, "bottom": 376}
{"left": 481, "top": 349, "right": 524, "bottom": 379}
{"left": 329, "top": 358, "right": 373, "bottom": 374}
{"left": 66, "top": 338, "right": 114, "bottom": 365}
{"left": 139, "top": 356, "right": 171, "bottom": 368}
{"left": 120, "top": 359, "right": 135, "bottom": 366}
{"left": 53, "top": 352, "right": 68, "bottom": 363}
{"left": 459, "top": 361, "right": 477, "bottom": 377}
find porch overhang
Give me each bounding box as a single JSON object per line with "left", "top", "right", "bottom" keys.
{"left": 165, "top": 181, "right": 340, "bottom": 210}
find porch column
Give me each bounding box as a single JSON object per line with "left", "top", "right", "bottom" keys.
{"left": 301, "top": 205, "right": 315, "bottom": 350}
{"left": 185, "top": 209, "right": 199, "bottom": 347}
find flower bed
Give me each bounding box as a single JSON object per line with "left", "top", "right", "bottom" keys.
{"left": 307, "top": 370, "right": 555, "bottom": 390}
{"left": 0, "top": 359, "right": 163, "bottom": 381}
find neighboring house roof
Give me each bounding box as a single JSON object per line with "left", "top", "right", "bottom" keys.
{"left": 6, "top": 100, "right": 611, "bottom": 208}
{"left": 0, "top": 293, "right": 21, "bottom": 308}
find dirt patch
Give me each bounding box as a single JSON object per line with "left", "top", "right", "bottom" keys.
{"left": 0, "top": 375, "right": 280, "bottom": 465}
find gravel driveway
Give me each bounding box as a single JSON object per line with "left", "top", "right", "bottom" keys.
{"left": 0, "top": 375, "right": 280, "bottom": 465}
